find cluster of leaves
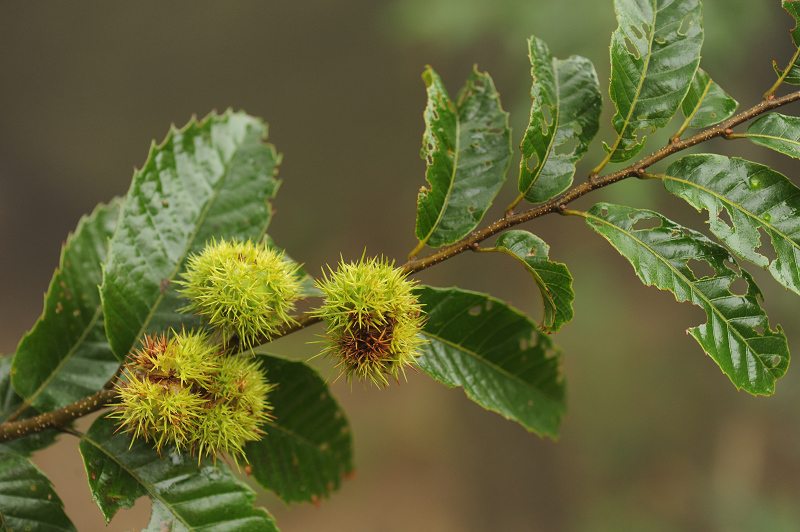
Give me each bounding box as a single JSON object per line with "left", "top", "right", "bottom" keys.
{"left": 2, "top": 0, "right": 800, "bottom": 529}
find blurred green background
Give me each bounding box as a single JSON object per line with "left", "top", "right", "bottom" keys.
{"left": 2, "top": 1, "right": 800, "bottom": 530}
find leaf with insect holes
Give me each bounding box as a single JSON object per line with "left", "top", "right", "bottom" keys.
{"left": 514, "top": 36, "right": 601, "bottom": 205}
{"left": 584, "top": 203, "right": 789, "bottom": 395}
{"left": 483, "top": 230, "right": 574, "bottom": 332}
{"left": 773, "top": 1, "right": 800, "bottom": 84}
{"left": 604, "top": 0, "right": 703, "bottom": 163}
{"left": 746, "top": 113, "right": 800, "bottom": 160}
{"left": 678, "top": 68, "right": 738, "bottom": 130}
{"left": 415, "top": 286, "right": 566, "bottom": 438}
{"left": 413, "top": 67, "right": 512, "bottom": 254}
{"left": 100, "top": 111, "right": 281, "bottom": 362}
{"left": 78, "top": 414, "right": 278, "bottom": 530}
{"left": 0, "top": 452, "right": 76, "bottom": 532}
{"left": 663, "top": 154, "right": 800, "bottom": 296}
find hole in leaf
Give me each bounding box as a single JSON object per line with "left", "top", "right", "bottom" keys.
{"left": 601, "top": 207, "right": 608, "bottom": 217}
{"left": 554, "top": 137, "right": 580, "bottom": 156}
{"left": 487, "top": 128, "right": 503, "bottom": 135}
{"left": 729, "top": 276, "right": 748, "bottom": 296}
{"left": 472, "top": 78, "right": 485, "bottom": 90}
{"left": 717, "top": 207, "right": 733, "bottom": 230}
{"left": 723, "top": 259, "right": 740, "bottom": 274}
{"left": 629, "top": 24, "right": 644, "bottom": 40}
{"left": 773, "top": 355, "right": 782, "bottom": 367}
{"left": 624, "top": 37, "right": 640, "bottom": 59}
{"left": 541, "top": 105, "right": 554, "bottom": 131}
{"left": 592, "top": 221, "right": 602, "bottom": 227}
{"left": 469, "top": 306, "right": 481, "bottom": 316}
{"left": 755, "top": 227, "right": 778, "bottom": 263}
{"left": 432, "top": 109, "right": 439, "bottom": 120}
{"left": 426, "top": 154, "right": 434, "bottom": 166}
{"left": 468, "top": 205, "right": 475, "bottom": 213}
{"left": 654, "top": 36, "right": 666, "bottom": 45}
{"left": 484, "top": 160, "right": 492, "bottom": 168}
{"left": 678, "top": 14, "right": 694, "bottom": 36}
{"left": 753, "top": 325, "right": 764, "bottom": 335}
{"left": 632, "top": 216, "right": 662, "bottom": 231}
{"left": 687, "top": 258, "right": 716, "bottom": 280}
{"left": 526, "top": 153, "right": 542, "bottom": 173}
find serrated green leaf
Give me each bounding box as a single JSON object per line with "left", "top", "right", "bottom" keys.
{"left": 584, "top": 203, "right": 789, "bottom": 395}
{"left": 663, "top": 154, "right": 800, "bottom": 295}
{"left": 12, "top": 199, "right": 121, "bottom": 413}
{"left": 0, "top": 357, "right": 59, "bottom": 457}
{"left": 412, "top": 67, "right": 512, "bottom": 254}
{"left": 603, "top": 0, "right": 703, "bottom": 164}
{"left": 78, "top": 414, "right": 277, "bottom": 530}
{"left": 244, "top": 354, "right": 353, "bottom": 504}
{"left": 514, "top": 36, "right": 601, "bottom": 205}
{"left": 101, "top": 110, "right": 281, "bottom": 362}
{"left": 746, "top": 113, "right": 800, "bottom": 159}
{"left": 484, "top": 231, "right": 574, "bottom": 333}
{"left": 415, "top": 286, "right": 566, "bottom": 438}
{"left": 0, "top": 452, "right": 76, "bottom": 532}
{"left": 773, "top": 1, "right": 800, "bottom": 85}
{"left": 678, "top": 68, "right": 738, "bottom": 130}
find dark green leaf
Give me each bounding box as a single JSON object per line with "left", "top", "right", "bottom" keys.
{"left": 746, "top": 113, "right": 800, "bottom": 159}
{"left": 413, "top": 67, "right": 512, "bottom": 253}
{"left": 604, "top": 0, "right": 703, "bottom": 163}
{"left": 78, "top": 414, "right": 278, "bottom": 530}
{"left": 244, "top": 354, "right": 353, "bottom": 504}
{"left": 100, "top": 111, "right": 281, "bottom": 361}
{"left": 773, "top": 1, "right": 800, "bottom": 85}
{"left": 515, "top": 36, "right": 601, "bottom": 205}
{"left": 12, "top": 200, "right": 121, "bottom": 413}
{"left": 584, "top": 203, "right": 789, "bottom": 395}
{"left": 415, "top": 286, "right": 566, "bottom": 438}
{"left": 0, "top": 357, "right": 59, "bottom": 456}
{"left": 0, "top": 452, "right": 76, "bottom": 532}
{"left": 485, "top": 231, "right": 574, "bottom": 332}
{"left": 663, "top": 154, "right": 800, "bottom": 295}
{"left": 679, "top": 68, "right": 738, "bottom": 129}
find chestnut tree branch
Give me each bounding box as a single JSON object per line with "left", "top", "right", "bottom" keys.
{"left": 1, "top": 90, "right": 798, "bottom": 445}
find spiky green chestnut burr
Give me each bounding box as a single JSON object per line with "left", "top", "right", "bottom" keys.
{"left": 111, "top": 332, "right": 220, "bottom": 453}
{"left": 178, "top": 238, "right": 303, "bottom": 349}
{"left": 313, "top": 255, "right": 426, "bottom": 387}
{"left": 111, "top": 331, "right": 274, "bottom": 460}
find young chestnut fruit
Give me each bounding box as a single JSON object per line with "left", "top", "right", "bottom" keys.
{"left": 111, "top": 330, "right": 274, "bottom": 460}
{"left": 178, "top": 238, "right": 302, "bottom": 349}
{"left": 313, "top": 255, "right": 425, "bottom": 387}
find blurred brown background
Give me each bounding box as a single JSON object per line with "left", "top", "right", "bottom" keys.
{"left": 2, "top": 1, "right": 800, "bottom": 530}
